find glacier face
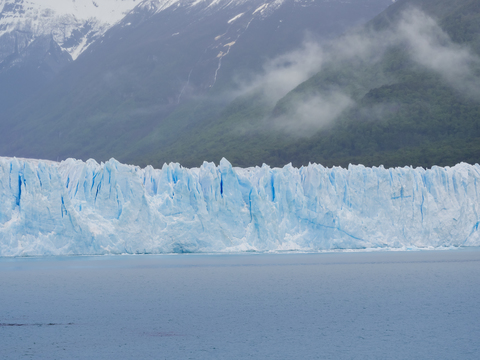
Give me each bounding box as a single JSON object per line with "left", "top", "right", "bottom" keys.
{"left": 0, "top": 156, "right": 479, "bottom": 256}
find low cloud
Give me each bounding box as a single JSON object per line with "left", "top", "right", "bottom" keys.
{"left": 234, "top": 41, "right": 325, "bottom": 104}
{"left": 272, "top": 91, "right": 354, "bottom": 135}
{"left": 231, "top": 6, "right": 480, "bottom": 137}
{"left": 396, "top": 8, "right": 480, "bottom": 97}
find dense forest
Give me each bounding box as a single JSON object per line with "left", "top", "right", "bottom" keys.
{"left": 136, "top": 0, "right": 480, "bottom": 169}
{"left": 1, "top": 0, "right": 478, "bottom": 169}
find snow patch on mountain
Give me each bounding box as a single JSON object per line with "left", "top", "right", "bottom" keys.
{"left": 138, "top": 0, "right": 181, "bottom": 13}
{"left": 253, "top": 3, "right": 268, "bottom": 14}
{"left": 228, "top": 12, "right": 244, "bottom": 23}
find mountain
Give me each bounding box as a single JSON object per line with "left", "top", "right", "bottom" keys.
{"left": 0, "top": 0, "right": 140, "bottom": 112}
{"left": 269, "top": 0, "right": 480, "bottom": 168}
{"left": 0, "top": 0, "right": 393, "bottom": 164}
{"left": 158, "top": 0, "right": 480, "bottom": 168}
{"left": 0, "top": 0, "right": 141, "bottom": 59}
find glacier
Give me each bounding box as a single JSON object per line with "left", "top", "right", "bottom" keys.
{"left": 0, "top": 156, "right": 479, "bottom": 256}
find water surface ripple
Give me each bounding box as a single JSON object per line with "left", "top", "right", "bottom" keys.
{"left": 1, "top": 250, "right": 479, "bottom": 359}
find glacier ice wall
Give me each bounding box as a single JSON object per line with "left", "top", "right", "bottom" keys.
{"left": 0, "top": 156, "right": 479, "bottom": 256}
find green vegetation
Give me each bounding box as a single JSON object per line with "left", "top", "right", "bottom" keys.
{"left": 1, "top": 0, "right": 478, "bottom": 170}
{"left": 134, "top": 0, "right": 480, "bottom": 169}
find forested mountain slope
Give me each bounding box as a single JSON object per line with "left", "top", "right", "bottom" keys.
{"left": 0, "top": 0, "right": 393, "bottom": 165}
{"left": 150, "top": 0, "right": 480, "bottom": 168}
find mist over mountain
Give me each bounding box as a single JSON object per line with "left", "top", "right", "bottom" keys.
{"left": 1, "top": 0, "right": 478, "bottom": 169}
{"left": 0, "top": 0, "right": 393, "bottom": 164}
{"left": 268, "top": 0, "right": 480, "bottom": 168}
{"left": 158, "top": 0, "right": 480, "bottom": 168}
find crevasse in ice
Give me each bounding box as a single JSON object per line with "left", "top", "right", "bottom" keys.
{"left": 0, "top": 157, "right": 479, "bottom": 256}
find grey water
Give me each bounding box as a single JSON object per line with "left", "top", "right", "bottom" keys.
{"left": 1, "top": 250, "right": 479, "bottom": 359}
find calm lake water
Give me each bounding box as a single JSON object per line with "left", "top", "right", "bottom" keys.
{"left": 1, "top": 250, "right": 479, "bottom": 359}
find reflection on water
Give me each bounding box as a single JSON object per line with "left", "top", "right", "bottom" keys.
{"left": 1, "top": 250, "right": 480, "bottom": 359}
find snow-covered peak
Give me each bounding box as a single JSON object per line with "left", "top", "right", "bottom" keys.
{"left": 138, "top": 0, "right": 286, "bottom": 15}
{"left": 0, "top": 0, "right": 140, "bottom": 26}
{"left": 0, "top": 0, "right": 142, "bottom": 59}
{"left": 137, "top": 0, "right": 181, "bottom": 12}
{"left": 0, "top": 0, "right": 291, "bottom": 60}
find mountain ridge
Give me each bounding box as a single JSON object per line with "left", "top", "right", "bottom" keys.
{"left": 157, "top": 0, "right": 480, "bottom": 168}
{"left": 0, "top": 0, "right": 394, "bottom": 166}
